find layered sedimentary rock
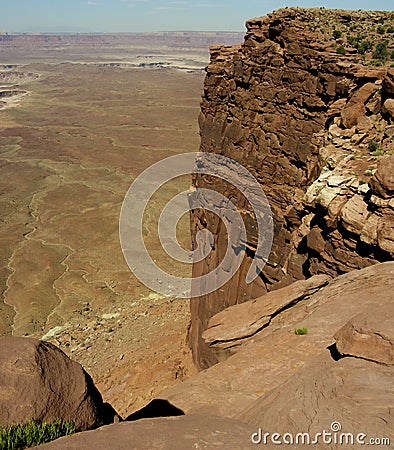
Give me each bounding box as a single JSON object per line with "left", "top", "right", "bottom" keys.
{"left": 190, "top": 8, "right": 394, "bottom": 369}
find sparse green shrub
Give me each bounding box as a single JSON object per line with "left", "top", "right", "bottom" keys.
{"left": 387, "top": 25, "right": 394, "bottom": 33}
{"left": 295, "top": 327, "right": 308, "bottom": 335}
{"left": 333, "top": 29, "right": 342, "bottom": 39}
{"left": 377, "top": 25, "right": 386, "bottom": 35}
{"left": 373, "top": 41, "right": 389, "bottom": 61}
{"left": 0, "top": 419, "right": 75, "bottom": 450}
{"left": 357, "top": 40, "right": 373, "bottom": 54}
{"left": 336, "top": 45, "right": 346, "bottom": 55}
{"left": 368, "top": 140, "right": 381, "bottom": 152}
{"left": 370, "top": 59, "right": 382, "bottom": 66}
{"left": 347, "top": 35, "right": 358, "bottom": 46}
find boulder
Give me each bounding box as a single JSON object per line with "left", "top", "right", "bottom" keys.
{"left": 334, "top": 304, "right": 394, "bottom": 366}
{"left": 32, "top": 415, "right": 256, "bottom": 450}
{"left": 0, "top": 337, "right": 117, "bottom": 431}
{"left": 340, "top": 194, "right": 369, "bottom": 235}
{"left": 356, "top": 115, "right": 373, "bottom": 133}
{"left": 369, "top": 154, "right": 394, "bottom": 199}
{"left": 341, "top": 83, "right": 379, "bottom": 128}
{"left": 382, "top": 98, "right": 394, "bottom": 122}
{"left": 341, "top": 102, "right": 366, "bottom": 129}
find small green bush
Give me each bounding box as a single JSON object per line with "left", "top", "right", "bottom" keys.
{"left": 0, "top": 419, "right": 75, "bottom": 450}
{"left": 373, "top": 41, "right": 389, "bottom": 61}
{"left": 333, "top": 30, "right": 342, "bottom": 39}
{"left": 347, "top": 35, "right": 358, "bottom": 46}
{"left": 295, "top": 327, "right": 308, "bottom": 335}
{"left": 357, "top": 40, "right": 372, "bottom": 54}
{"left": 377, "top": 25, "right": 386, "bottom": 35}
{"left": 368, "top": 139, "right": 381, "bottom": 152}
{"left": 336, "top": 45, "right": 346, "bottom": 55}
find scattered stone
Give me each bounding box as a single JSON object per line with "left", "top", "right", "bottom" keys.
{"left": 356, "top": 115, "right": 373, "bottom": 133}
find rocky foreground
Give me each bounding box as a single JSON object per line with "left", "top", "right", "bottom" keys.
{"left": 0, "top": 261, "right": 392, "bottom": 448}
{"left": 0, "top": 7, "right": 393, "bottom": 450}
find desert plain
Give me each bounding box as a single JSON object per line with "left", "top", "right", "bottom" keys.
{"left": 0, "top": 32, "right": 242, "bottom": 416}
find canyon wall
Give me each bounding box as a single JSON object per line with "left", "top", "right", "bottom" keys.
{"left": 190, "top": 8, "right": 394, "bottom": 369}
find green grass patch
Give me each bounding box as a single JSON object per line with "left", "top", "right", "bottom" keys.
{"left": 295, "top": 327, "right": 308, "bottom": 336}
{"left": 0, "top": 419, "right": 75, "bottom": 450}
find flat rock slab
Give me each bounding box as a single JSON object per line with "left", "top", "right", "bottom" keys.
{"left": 202, "top": 275, "right": 330, "bottom": 349}
{"left": 34, "top": 415, "right": 256, "bottom": 450}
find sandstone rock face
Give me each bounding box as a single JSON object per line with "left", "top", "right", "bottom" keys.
{"left": 0, "top": 337, "right": 116, "bottom": 431}
{"left": 163, "top": 262, "right": 394, "bottom": 443}
{"left": 190, "top": 7, "right": 394, "bottom": 369}
{"left": 33, "top": 415, "right": 256, "bottom": 450}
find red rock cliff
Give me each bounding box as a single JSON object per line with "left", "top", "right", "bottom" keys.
{"left": 190, "top": 7, "right": 394, "bottom": 369}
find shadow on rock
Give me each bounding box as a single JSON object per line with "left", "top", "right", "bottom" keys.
{"left": 126, "top": 399, "right": 184, "bottom": 421}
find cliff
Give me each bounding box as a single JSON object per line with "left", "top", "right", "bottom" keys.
{"left": 190, "top": 7, "right": 394, "bottom": 369}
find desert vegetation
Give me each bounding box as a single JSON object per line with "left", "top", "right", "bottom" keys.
{"left": 0, "top": 420, "right": 75, "bottom": 450}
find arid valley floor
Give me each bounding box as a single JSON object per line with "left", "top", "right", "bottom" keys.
{"left": 0, "top": 32, "right": 243, "bottom": 417}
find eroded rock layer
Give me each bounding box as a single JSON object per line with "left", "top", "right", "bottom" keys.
{"left": 190, "top": 8, "right": 394, "bottom": 369}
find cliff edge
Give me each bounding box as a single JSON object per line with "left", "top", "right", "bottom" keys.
{"left": 190, "top": 7, "right": 394, "bottom": 369}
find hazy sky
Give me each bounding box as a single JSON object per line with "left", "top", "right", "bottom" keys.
{"left": 1, "top": 0, "right": 393, "bottom": 33}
